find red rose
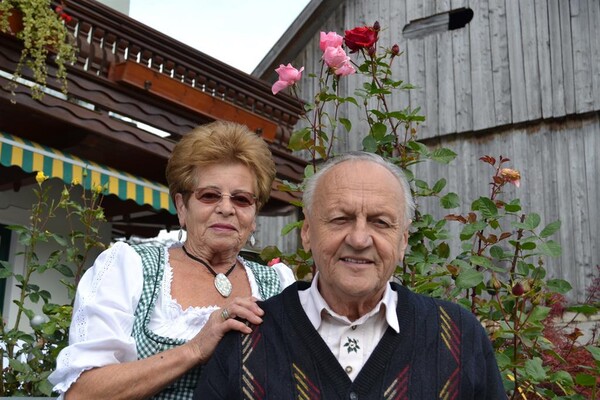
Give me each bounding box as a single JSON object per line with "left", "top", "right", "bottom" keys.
{"left": 344, "top": 25, "right": 379, "bottom": 53}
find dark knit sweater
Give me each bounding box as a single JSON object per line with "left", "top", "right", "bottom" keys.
{"left": 194, "top": 282, "right": 506, "bottom": 399}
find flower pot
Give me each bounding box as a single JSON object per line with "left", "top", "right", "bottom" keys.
{"left": 0, "top": 8, "right": 24, "bottom": 36}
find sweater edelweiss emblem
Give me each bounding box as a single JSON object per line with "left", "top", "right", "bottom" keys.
{"left": 344, "top": 337, "right": 360, "bottom": 353}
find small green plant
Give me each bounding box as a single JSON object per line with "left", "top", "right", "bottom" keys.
{"left": 0, "top": 0, "right": 77, "bottom": 100}
{"left": 263, "top": 22, "right": 599, "bottom": 398}
{"left": 0, "top": 172, "right": 106, "bottom": 396}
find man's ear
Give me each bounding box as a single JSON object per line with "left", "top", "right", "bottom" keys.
{"left": 398, "top": 219, "right": 411, "bottom": 258}
{"left": 300, "top": 212, "right": 311, "bottom": 252}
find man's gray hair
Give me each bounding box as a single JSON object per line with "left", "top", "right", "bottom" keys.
{"left": 302, "top": 151, "right": 415, "bottom": 224}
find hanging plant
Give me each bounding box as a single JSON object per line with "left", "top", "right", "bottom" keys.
{"left": 0, "top": 0, "right": 77, "bottom": 100}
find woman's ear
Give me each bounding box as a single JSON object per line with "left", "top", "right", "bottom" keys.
{"left": 175, "top": 192, "right": 187, "bottom": 227}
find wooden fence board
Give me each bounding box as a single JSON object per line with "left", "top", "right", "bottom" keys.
{"left": 559, "top": 0, "right": 575, "bottom": 114}
{"left": 470, "top": 0, "right": 496, "bottom": 130}
{"left": 590, "top": 0, "right": 600, "bottom": 109}
{"left": 489, "top": 0, "right": 512, "bottom": 126}
{"left": 534, "top": 0, "right": 553, "bottom": 118}
{"left": 571, "top": 0, "right": 594, "bottom": 113}
{"left": 506, "top": 0, "right": 528, "bottom": 122}
{"left": 520, "top": 1, "right": 542, "bottom": 119}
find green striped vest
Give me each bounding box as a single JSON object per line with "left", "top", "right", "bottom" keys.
{"left": 130, "top": 245, "right": 281, "bottom": 399}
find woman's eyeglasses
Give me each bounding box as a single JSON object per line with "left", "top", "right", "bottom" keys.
{"left": 186, "top": 188, "right": 257, "bottom": 207}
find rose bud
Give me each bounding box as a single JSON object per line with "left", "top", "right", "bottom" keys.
{"left": 373, "top": 21, "right": 381, "bottom": 32}
{"left": 491, "top": 276, "right": 501, "bottom": 290}
{"left": 511, "top": 282, "right": 524, "bottom": 296}
{"left": 391, "top": 44, "right": 400, "bottom": 56}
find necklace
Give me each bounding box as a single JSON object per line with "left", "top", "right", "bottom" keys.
{"left": 181, "top": 245, "right": 237, "bottom": 298}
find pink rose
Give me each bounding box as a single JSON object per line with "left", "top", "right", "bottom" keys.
{"left": 319, "top": 31, "right": 344, "bottom": 52}
{"left": 322, "top": 46, "right": 349, "bottom": 69}
{"left": 321, "top": 46, "right": 355, "bottom": 76}
{"left": 272, "top": 63, "right": 304, "bottom": 95}
{"left": 334, "top": 61, "right": 356, "bottom": 76}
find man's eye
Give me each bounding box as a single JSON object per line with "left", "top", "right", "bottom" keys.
{"left": 372, "top": 219, "right": 391, "bottom": 228}
{"left": 330, "top": 217, "right": 348, "bottom": 224}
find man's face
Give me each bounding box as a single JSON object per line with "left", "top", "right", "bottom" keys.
{"left": 301, "top": 160, "right": 410, "bottom": 314}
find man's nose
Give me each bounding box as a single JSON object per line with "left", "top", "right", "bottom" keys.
{"left": 345, "top": 220, "right": 372, "bottom": 249}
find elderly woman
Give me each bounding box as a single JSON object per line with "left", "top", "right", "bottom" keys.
{"left": 49, "top": 121, "right": 295, "bottom": 399}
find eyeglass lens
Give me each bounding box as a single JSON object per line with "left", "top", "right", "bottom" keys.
{"left": 194, "top": 188, "right": 256, "bottom": 207}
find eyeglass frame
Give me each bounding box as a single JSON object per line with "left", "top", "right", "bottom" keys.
{"left": 182, "top": 187, "right": 258, "bottom": 208}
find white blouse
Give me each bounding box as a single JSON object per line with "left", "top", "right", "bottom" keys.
{"left": 49, "top": 241, "right": 295, "bottom": 396}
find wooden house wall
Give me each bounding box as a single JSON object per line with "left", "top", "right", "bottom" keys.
{"left": 278, "top": 0, "right": 599, "bottom": 302}
{"left": 256, "top": 213, "right": 301, "bottom": 255}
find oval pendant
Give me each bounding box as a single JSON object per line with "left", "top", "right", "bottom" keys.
{"left": 214, "top": 273, "right": 232, "bottom": 297}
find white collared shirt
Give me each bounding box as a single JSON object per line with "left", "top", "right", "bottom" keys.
{"left": 298, "top": 272, "right": 399, "bottom": 381}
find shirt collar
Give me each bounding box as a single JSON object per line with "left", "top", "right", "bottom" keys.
{"left": 298, "top": 272, "right": 400, "bottom": 333}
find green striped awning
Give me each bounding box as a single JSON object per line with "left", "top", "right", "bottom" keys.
{"left": 0, "top": 132, "right": 175, "bottom": 214}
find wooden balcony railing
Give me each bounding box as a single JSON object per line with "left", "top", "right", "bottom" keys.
{"left": 6, "top": 0, "right": 304, "bottom": 150}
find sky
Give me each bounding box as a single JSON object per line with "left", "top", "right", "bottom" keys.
{"left": 129, "top": 0, "right": 311, "bottom": 74}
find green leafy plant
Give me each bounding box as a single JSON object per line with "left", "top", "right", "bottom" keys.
{"left": 0, "top": 172, "right": 106, "bottom": 396}
{"left": 263, "top": 21, "right": 599, "bottom": 398}
{"left": 0, "top": 0, "right": 77, "bottom": 100}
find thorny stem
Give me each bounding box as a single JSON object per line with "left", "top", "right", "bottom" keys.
{"left": 365, "top": 51, "right": 403, "bottom": 154}
{"left": 510, "top": 215, "right": 526, "bottom": 275}
{"left": 326, "top": 77, "right": 342, "bottom": 158}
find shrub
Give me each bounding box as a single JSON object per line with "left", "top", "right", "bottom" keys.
{"left": 0, "top": 172, "right": 106, "bottom": 396}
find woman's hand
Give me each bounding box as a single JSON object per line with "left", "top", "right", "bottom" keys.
{"left": 186, "top": 296, "right": 264, "bottom": 364}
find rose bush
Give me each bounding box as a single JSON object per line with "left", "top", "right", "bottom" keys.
{"left": 265, "top": 21, "right": 599, "bottom": 398}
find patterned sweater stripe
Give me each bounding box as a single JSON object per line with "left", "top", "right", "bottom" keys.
{"left": 292, "top": 363, "right": 321, "bottom": 400}
{"left": 383, "top": 365, "right": 410, "bottom": 400}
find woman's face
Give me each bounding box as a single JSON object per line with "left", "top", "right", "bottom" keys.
{"left": 176, "top": 163, "right": 258, "bottom": 258}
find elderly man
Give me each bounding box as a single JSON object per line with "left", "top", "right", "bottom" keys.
{"left": 194, "top": 152, "right": 505, "bottom": 399}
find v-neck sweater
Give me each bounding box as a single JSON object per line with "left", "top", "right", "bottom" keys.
{"left": 194, "top": 281, "right": 506, "bottom": 399}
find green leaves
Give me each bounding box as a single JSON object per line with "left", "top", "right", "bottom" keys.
{"left": 537, "top": 240, "right": 562, "bottom": 257}
{"left": 456, "top": 268, "right": 484, "bottom": 289}
{"left": 440, "top": 192, "right": 460, "bottom": 209}
{"left": 540, "top": 220, "right": 561, "bottom": 238}
{"left": 472, "top": 197, "right": 498, "bottom": 219}
{"left": 460, "top": 221, "right": 487, "bottom": 240}
{"left": 524, "top": 358, "right": 547, "bottom": 382}
{"left": 512, "top": 213, "right": 541, "bottom": 230}
{"left": 430, "top": 148, "right": 457, "bottom": 164}
{"left": 546, "top": 279, "right": 572, "bottom": 294}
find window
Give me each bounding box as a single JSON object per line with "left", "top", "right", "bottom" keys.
{"left": 403, "top": 8, "right": 474, "bottom": 39}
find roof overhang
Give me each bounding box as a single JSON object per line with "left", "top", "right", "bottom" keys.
{"left": 0, "top": 0, "right": 307, "bottom": 238}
